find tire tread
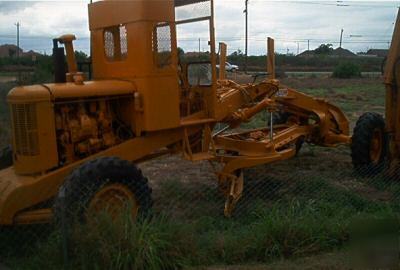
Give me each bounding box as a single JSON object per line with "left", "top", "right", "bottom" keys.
{"left": 351, "top": 112, "right": 386, "bottom": 176}
{"left": 54, "top": 157, "right": 153, "bottom": 222}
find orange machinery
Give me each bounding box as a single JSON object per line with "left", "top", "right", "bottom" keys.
{"left": 0, "top": 0, "right": 350, "bottom": 224}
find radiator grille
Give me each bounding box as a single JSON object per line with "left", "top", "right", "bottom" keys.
{"left": 11, "top": 104, "right": 39, "bottom": 156}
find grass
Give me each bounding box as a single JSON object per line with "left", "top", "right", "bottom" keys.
{"left": 239, "top": 78, "right": 385, "bottom": 130}
{"left": 6, "top": 203, "right": 397, "bottom": 269}
{"left": 302, "top": 83, "right": 385, "bottom": 120}
{"left": 2, "top": 174, "right": 399, "bottom": 269}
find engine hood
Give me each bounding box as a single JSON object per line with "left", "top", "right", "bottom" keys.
{"left": 8, "top": 80, "right": 136, "bottom": 103}
{"left": 8, "top": 85, "right": 51, "bottom": 103}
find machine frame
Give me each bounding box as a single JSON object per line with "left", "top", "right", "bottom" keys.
{"left": 0, "top": 0, "right": 351, "bottom": 224}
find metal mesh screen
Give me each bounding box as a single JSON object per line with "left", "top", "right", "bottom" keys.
{"left": 175, "top": 0, "right": 212, "bottom": 63}
{"left": 175, "top": 0, "right": 211, "bottom": 23}
{"left": 104, "top": 30, "right": 114, "bottom": 60}
{"left": 103, "top": 25, "right": 128, "bottom": 61}
{"left": 119, "top": 25, "right": 128, "bottom": 58}
{"left": 153, "top": 23, "right": 172, "bottom": 68}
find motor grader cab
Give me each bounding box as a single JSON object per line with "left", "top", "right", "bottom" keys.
{"left": 351, "top": 9, "right": 400, "bottom": 177}
{"left": 0, "top": 0, "right": 351, "bottom": 225}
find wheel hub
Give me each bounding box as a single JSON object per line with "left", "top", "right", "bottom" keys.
{"left": 88, "top": 183, "right": 139, "bottom": 220}
{"left": 370, "top": 128, "right": 383, "bottom": 164}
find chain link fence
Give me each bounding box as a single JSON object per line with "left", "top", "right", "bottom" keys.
{"left": 0, "top": 142, "right": 399, "bottom": 269}
{"left": 0, "top": 74, "right": 397, "bottom": 269}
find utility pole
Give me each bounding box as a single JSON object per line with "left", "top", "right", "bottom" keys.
{"left": 198, "top": 38, "right": 201, "bottom": 54}
{"left": 15, "top": 22, "right": 20, "bottom": 84}
{"left": 297, "top": 42, "right": 300, "bottom": 55}
{"left": 308, "top": 39, "right": 310, "bottom": 51}
{"left": 244, "top": 0, "right": 249, "bottom": 73}
{"left": 339, "top": 29, "right": 344, "bottom": 48}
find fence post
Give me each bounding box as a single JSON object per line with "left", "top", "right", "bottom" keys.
{"left": 59, "top": 188, "right": 69, "bottom": 270}
{"left": 267, "top": 37, "right": 275, "bottom": 80}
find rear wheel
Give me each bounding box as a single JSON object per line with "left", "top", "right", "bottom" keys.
{"left": 0, "top": 145, "right": 13, "bottom": 170}
{"left": 54, "top": 157, "right": 153, "bottom": 223}
{"left": 351, "top": 112, "right": 387, "bottom": 176}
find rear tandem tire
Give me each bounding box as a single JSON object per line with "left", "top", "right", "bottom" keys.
{"left": 53, "top": 157, "right": 153, "bottom": 223}
{"left": 351, "top": 112, "right": 387, "bottom": 176}
{"left": 0, "top": 145, "right": 13, "bottom": 170}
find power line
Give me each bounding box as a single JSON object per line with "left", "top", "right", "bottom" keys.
{"left": 250, "top": 0, "right": 399, "bottom": 8}
{"left": 0, "top": 34, "right": 90, "bottom": 40}
{"left": 244, "top": 0, "right": 249, "bottom": 73}
{"left": 182, "top": 37, "right": 393, "bottom": 44}
{"left": 15, "top": 22, "right": 21, "bottom": 84}
{"left": 339, "top": 29, "right": 344, "bottom": 48}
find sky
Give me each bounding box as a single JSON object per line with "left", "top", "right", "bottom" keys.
{"left": 0, "top": 0, "right": 399, "bottom": 55}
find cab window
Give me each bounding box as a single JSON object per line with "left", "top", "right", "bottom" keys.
{"left": 152, "top": 23, "right": 172, "bottom": 68}
{"left": 104, "top": 24, "right": 128, "bottom": 61}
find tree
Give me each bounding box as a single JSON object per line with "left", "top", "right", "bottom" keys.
{"left": 75, "top": 51, "right": 89, "bottom": 63}
{"left": 229, "top": 49, "right": 244, "bottom": 57}
{"left": 177, "top": 47, "right": 185, "bottom": 62}
{"left": 177, "top": 47, "right": 185, "bottom": 56}
{"left": 315, "top": 44, "right": 334, "bottom": 55}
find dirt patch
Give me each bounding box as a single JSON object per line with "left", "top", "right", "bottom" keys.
{"left": 141, "top": 155, "right": 215, "bottom": 186}
{"left": 281, "top": 77, "right": 381, "bottom": 90}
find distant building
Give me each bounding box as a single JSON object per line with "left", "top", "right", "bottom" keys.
{"left": 23, "top": 50, "right": 42, "bottom": 60}
{"left": 331, "top": 47, "right": 356, "bottom": 57}
{"left": 0, "top": 44, "right": 22, "bottom": 58}
{"left": 0, "top": 44, "right": 41, "bottom": 59}
{"left": 297, "top": 47, "right": 356, "bottom": 58}
{"left": 297, "top": 50, "right": 315, "bottom": 58}
{"left": 366, "top": 49, "right": 388, "bottom": 58}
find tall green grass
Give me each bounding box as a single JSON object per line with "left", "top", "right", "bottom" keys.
{"left": 2, "top": 158, "right": 399, "bottom": 269}
{"left": 7, "top": 188, "right": 397, "bottom": 270}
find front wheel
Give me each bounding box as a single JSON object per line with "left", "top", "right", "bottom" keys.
{"left": 53, "top": 157, "right": 153, "bottom": 223}
{"left": 351, "top": 112, "right": 387, "bottom": 176}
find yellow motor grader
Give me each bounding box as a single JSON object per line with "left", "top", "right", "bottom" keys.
{"left": 0, "top": 0, "right": 351, "bottom": 225}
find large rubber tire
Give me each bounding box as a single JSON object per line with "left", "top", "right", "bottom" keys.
{"left": 351, "top": 112, "right": 387, "bottom": 176}
{"left": 0, "top": 145, "right": 13, "bottom": 170}
{"left": 54, "top": 157, "right": 153, "bottom": 223}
